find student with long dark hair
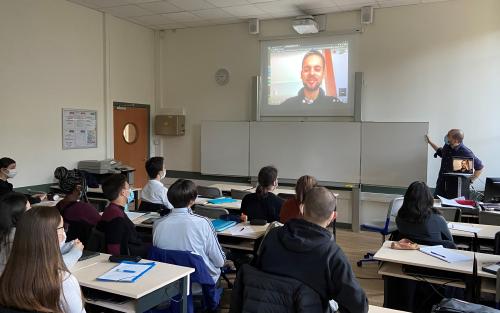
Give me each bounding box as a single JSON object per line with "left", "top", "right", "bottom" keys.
{"left": 396, "top": 181, "right": 453, "bottom": 243}
{"left": 241, "top": 166, "right": 284, "bottom": 223}
{"left": 0, "top": 192, "right": 29, "bottom": 274}
{"left": 0, "top": 206, "right": 85, "bottom": 313}
{"left": 280, "top": 175, "right": 318, "bottom": 223}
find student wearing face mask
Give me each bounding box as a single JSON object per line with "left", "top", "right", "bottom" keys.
{"left": 0, "top": 157, "right": 46, "bottom": 204}
{"left": 97, "top": 174, "right": 147, "bottom": 257}
{"left": 425, "top": 129, "right": 484, "bottom": 198}
{"left": 54, "top": 167, "right": 101, "bottom": 246}
{"left": 139, "top": 157, "right": 173, "bottom": 213}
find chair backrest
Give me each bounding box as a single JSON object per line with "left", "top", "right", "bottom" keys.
{"left": 193, "top": 205, "right": 229, "bottom": 219}
{"left": 438, "top": 207, "right": 462, "bottom": 222}
{"left": 197, "top": 186, "right": 222, "bottom": 199}
{"left": 479, "top": 211, "right": 500, "bottom": 226}
{"left": 86, "top": 228, "right": 106, "bottom": 253}
{"left": 256, "top": 222, "right": 283, "bottom": 257}
{"left": 231, "top": 189, "right": 251, "bottom": 200}
{"left": 65, "top": 220, "right": 94, "bottom": 246}
{"left": 388, "top": 196, "right": 404, "bottom": 219}
{"left": 495, "top": 231, "right": 500, "bottom": 255}
{"left": 148, "top": 247, "right": 214, "bottom": 285}
{"left": 138, "top": 200, "right": 169, "bottom": 214}
{"left": 87, "top": 197, "right": 109, "bottom": 212}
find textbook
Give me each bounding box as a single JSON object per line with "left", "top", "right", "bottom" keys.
{"left": 97, "top": 261, "right": 155, "bottom": 282}
{"left": 211, "top": 219, "right": 237, "bottom": 232}
{"left": 207, "top": 197, "right": 238, "bottom": 204}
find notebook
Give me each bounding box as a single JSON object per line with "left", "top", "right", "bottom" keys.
{"left": 97, "top": 261, "right": 155, "bottom": 282}
{"left": 419, "top": 245, "right": 472, "bottom": 263}
{"left": 211, "top": 219, "right": 237, "bottom": 232}
{"left": 207, "top": 197, "right": 238, "bottom": 204}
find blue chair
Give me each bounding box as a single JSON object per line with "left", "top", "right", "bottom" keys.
{"left": 357, "top": 196, "right": 403, "bottom": 267}
{"left": 148, "top": 247, "right": 223, "bottom": 313}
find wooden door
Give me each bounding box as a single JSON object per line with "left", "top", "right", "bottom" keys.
{"left": 113, "top": 104, "right": 149, "bottom": 188}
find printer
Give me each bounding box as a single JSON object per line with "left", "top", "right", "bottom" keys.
{"left": 78, "top": 159, "right": 123, "bottom": 174}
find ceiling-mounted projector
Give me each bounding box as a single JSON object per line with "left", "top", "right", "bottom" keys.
{"left": 292, "top": 15, "right": 319, "bottom": 34}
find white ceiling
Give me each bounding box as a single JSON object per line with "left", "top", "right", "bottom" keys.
{"left": 67, "top": 0, "right": 453, "bottom": 30}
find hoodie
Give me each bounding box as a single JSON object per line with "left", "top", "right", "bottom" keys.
{"left": 256, "top": 218, "right": 368, "bottom": 313}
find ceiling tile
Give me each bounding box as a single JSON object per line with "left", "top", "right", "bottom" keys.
{"left": 69, "top": 0, "right": 132, "bottom": 8}
{"left": 206, "top": 0, "right": 249, "bottom": 7}
{"left": 192, "top": 8, "right": 234, "bottom": 19}
{"left": 247, "top": 0, "right": 275, "bottom": 3}
{"left": 132, "top": 14, "right": 176, "bottom": 25}
{"left": 421, "top": 0, "right": 450, "bottom": 2}
{"left": 255, "top": 1, "right": 300, "bottom": 14}
{"left": 164, "top": 11, "right": 203, "bottom": 22}
{"left": 101, "top": 5, "right": 152, "bottom": 17}
{"left": 167, "top": 0, "right": 215, "bottom": 10}
{"left": 290, "top": 0, "right": 337, "bottom": 9}
{"left": 222, "top": 4, "right": 267, "bottom": 18}
{"left": 136, "top": 1, "right": 182, "bottom": 13}
{"left": 306, "top": 5, "right": 342, "bottom": 14}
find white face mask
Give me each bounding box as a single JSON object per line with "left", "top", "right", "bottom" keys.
{"left": 160, "top": 170, "right": 166, "bottom": 180}
{"left": 5, "top": 169, "right": 17, "bottom": 178}
{"left": 59, "top": 231, "right": 66, "bottom": 249}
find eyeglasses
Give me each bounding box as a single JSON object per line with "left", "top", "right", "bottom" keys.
{"left": 57, "top": 225, "right": 68, "bottom": 232}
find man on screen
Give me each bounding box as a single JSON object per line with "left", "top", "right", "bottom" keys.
{"left": 280, "top": 50, "right": 342, "bottom": 106}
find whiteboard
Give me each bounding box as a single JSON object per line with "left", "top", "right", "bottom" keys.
{"left": 361, "top": 122, "right": 428, "bottom": 187}
{"left": 201, "top": 121, "right": 249, "bottom": 176}
{"left": 249, "top": 122, "right": 361, "bottom": 183}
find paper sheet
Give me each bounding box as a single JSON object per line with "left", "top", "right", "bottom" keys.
{"left": 125, "top": 212, "right": 147, "bottom": 221}
{"left": 448, "top": 223, "right": 481, "bottom": 233}
{"left": 97, "top": 262, "right": 155, "bottom": 282}
{"left": 437, "top": 195, "right": 474, "bottom": 209}
{"left": 419, "top": 245, "right": 472, "bottom": 263}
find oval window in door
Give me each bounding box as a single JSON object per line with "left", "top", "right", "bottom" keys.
{"left": 123, "top": 123, "right": 138, "bottom": 144}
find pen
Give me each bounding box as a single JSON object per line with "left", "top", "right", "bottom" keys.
{"left": 239, "top": 227, "right": 245, "bottom": 232}
{"left": 430, "top": 251, "right": 446, "bottom": 259}
{"left": 118, "top": 269, "right": 136, "bottom": 273}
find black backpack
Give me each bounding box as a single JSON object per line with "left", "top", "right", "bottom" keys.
{"left": 432, "top": 298, "right": 500, "bottom": 313}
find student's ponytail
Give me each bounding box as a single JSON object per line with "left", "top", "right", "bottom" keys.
{"left": 256, "top": 166, "right": 278, "bottom": 198}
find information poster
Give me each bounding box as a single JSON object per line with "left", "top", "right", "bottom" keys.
{"left": 62, "top": 109, "right": 97, "bottom": 149}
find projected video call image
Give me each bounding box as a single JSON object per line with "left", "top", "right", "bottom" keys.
{"left": 452, "top": 158, "right": 473, "bottom": 174}
{"left": 267, "top": 41, "right": 349, "bottom": 106}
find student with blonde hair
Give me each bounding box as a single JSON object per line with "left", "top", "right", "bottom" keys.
{"left": 280, "top": 175, "right": 318, "bottom": 223}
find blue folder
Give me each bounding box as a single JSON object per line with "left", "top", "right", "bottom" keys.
{"left": 207, "top": 197, "right": 238, "bottom": 204}
{"left": 211, "top": 219, "right": 237, "bottom": 232}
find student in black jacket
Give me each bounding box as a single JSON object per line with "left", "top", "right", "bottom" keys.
{"left": 257, "top": 187, "right": 368, "bottom": 313}
{"left": 240, "top": 165, "right": 283, "bottom": 223}
{"left": 0, "top": 157, "right": 46, "bottom": 204}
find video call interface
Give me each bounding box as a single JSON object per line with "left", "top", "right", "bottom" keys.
{"left": 266, "top": 40, "right": 349, "bottom": 106}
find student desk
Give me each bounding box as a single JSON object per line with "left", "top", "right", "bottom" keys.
{"left": 208, "top": 183, "right": 295, "bottom": 196}
{"left": 368, "top": 305, "right": 408, "bottom": 313}
{"left": 195, "top": 196, "right": 242, "bottom": 211}
{"left": 374, "top": 241, "right": 498, "bottom": 295}
{"left": 73, "top": 253, "right": 194, "bottom": 313}
{"left": 50, "top": 185, "right": 142, "bottom": 210}
{"left": 449, "top": 222, "right": 500, "bottom": 240}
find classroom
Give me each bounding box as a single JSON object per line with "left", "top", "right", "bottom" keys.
{"left": 0, "top": 0, "right": 499, "bottom": 312}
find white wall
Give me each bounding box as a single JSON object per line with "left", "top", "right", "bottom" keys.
{"left": 0, "top": 0, "right": 155, "bottom": 187}
{"left": 161, "top": 0, "right": 500, "bottom": 190}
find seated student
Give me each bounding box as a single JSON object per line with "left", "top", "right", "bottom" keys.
{"left": 153, "top": 179, "right": 225, "bottom": 284}
{"left": 256, "top": 187, "right": 368, "bottom": 313}
{"left": 279, "top": 175, "right": 317, "bottom": 223}
{"left": 241, "top": 166, "right": 284, "bottom": 223}
{"left": 54, "top": 166, "right": 101, "bottom": 245}
{"left": 396, "top": 181, "right": 453, "bottom": 244}
{"left": 140, "top": 157, "right": 173, "bottom": 213}
{"left": 0, "top": 206, "right": 86, "bottom": 313}
{"left": 97, "top": 174, "right": 146, "bottom": 257}
{"left": 0, "top": 192, "right": 29, "bottom": 274}
{"left": 0, "top": 157, "right": 46, "bottom": 204}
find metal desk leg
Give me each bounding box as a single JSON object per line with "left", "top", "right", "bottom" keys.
{"left": 352, "top": 186, "right": 361, "bottom": 232}
{"left": 181, "top": 275, "right": 189, "bottom": 313}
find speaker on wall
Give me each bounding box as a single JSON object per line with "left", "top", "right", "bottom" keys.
{"left": 361, "top": 6, "right": 373, "bottom": 24}
{"left": 249, "top": 18, "right": 259, "bottom": 35}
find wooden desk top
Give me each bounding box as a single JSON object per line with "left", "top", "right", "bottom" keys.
{"left": 51, "top": 185, "right": 141, "bottom": 194}
{"left": 449, "top": 222, "right": 500, "bottom": 239}
{"left": 72, "top": 253, "right": 194, "bottom": 299}
{"left": 369, "top": 305, "right": 409, "bottom": 313}
{"left": 208, "top": 183, "right": 295, "bottom": 196}
{"left": 374, "top": 241, "right": 500, "bottom": 278}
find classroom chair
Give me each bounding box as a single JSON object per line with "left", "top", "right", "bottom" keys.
{"left": 193, "top": 205, "right": 229, "bottom": 220}
{"left": 479, "top": 211, "right": 500, "bottom": 226}
{"left": 230, "top": 189, "right": 251, "bottom": 200}
{"left": 87, "top": 197, "right": 109, "bottom": 212}
{"left": 357, "top": 196, "right": 403, "bottom": 267}
{"left": 86, "top": 228, "right": 106, "bottom": 253}
{"left": 197, "top": 186, "right": 222, "bottom": 199}
{"left": 438, "top": 207, "right": 462, "bottom": 222}
{"left": 277, "top": 193, "right": 294, "bottom": 200}
{"left": 138, "top": 200, "right": 170, "bottom": 216}
{"left": 148, "top": 247, "right": 223, "bottom": 313}
{"left": 65, "top": 220, "right": 95, "bottom": 247}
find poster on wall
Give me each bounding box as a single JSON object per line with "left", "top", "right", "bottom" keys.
{"left": 62, "top": 109, "right": 97, "bottom": 150}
